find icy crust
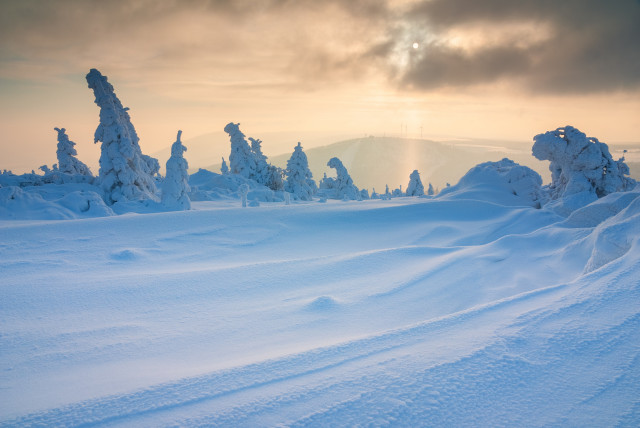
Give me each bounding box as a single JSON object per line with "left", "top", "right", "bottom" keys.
{"left": 438, "top": 158, "right": 543, "bottom": 207}
{"left": 87, "top": 69, "right": 159, "bottom": 205}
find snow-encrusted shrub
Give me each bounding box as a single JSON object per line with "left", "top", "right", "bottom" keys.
{"left": 221, "top": 157, "right": 229, "bottom": 175}
{"left": 86, "top": 68, "right": 159, "bottom": 204}
{"left": 161, "top": 131, "right": 191, "bottom": 210}
{"left": 427, "top": 183, "right": 435, "bottom": 196}
{"left": 322, "top": 157, "right": 360, "bottom": 200}
{"left": 406, "top": 170, "right": 424, "bottom": 196}
{"left": 55, "top": 127, "right": 92, "bottom": 177}
{"left": 438, "top": 158, "right": 543, "bottom": 208}
{"left": 533, "top": 126, "right": 636, "bottom": 200}
{"left": 238, "top": 183, "right": 249, "bottom": 207}
{"left": 285, "top": 142, "right": 317, "bottom": 201}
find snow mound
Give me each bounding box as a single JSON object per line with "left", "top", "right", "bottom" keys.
{"left": 584, "top": 194, "right": 640, "bottom": 272}
{"left": 438, "top": 158, "right": 543, "bottom": 207}
{"left": 564, "top": 186, "right": 640, "bottom": 228}
{"left": 188, "top": 169, "right": 281, "bottom": 202}
{"left": 0, "top": 186, "right": 114, "bottom": 220}
{"left": 304, "top": 296, "right": 340, "bottom": 312}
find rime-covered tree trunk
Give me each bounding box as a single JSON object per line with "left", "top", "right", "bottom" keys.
{"left": 86, "top": 68, "right": 159, "bottom": 205}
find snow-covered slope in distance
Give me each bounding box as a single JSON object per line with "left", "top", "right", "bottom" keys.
{"left": 1, "top": 188, "right": 639, "bottom": 426}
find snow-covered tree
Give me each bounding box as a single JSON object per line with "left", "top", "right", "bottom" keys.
{"left": 533, "top": 126, "right": 636, "bottom": 200}
{"left": 265, "top": 165, "right": 285, "bottom": 191}
{"left": 249, "top": 137, "right": 269, "bottom": 183}
{"left": 161, "top": 130, "right": 191, "bottom": 210}
{"left": 285, "top": 142, "right": 316, "bottom": 201}
{"left": 220, "top": 157, "right": 229, "bottom": 175}
{"left": 224, "top": 123, "right": 256, "bottom": 179}
{"left": 326, "top": 157, "right": 359, "bottom": 200}
{"left": 54, "top": 128, "right": 92, "bottom": 176}
{"left": 427, "top": 183, "right": 435, "bottom": 196}
{"left": 86, "top": 68, "right": 159, "bottom": 204}
{"left": 406, "top": 170, "right": 424, "bottom": 196}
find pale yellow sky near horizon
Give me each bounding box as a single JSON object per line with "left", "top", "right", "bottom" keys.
{"left": 1, "top": 0, "right": 639, "bottom": 174}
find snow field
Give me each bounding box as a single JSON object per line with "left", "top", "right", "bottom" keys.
{"left": 1, "top": 192, "right": 640, "bottom": 426}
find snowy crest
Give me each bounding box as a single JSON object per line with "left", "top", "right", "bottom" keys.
{"left": 54, "top": 127, "right": 92, "bottom": 177}
{"left": 406, "top": 170, "right": 425, "bottom": 196}
{"left": 86, "top": 69, "right": 159, "bottom": 204}
{"left": 439, "top": 158, "right": 543, "bottom": 207}
{"left": 532, "top": 126, "right": 636, "bottom": 201}
{"left": 161, "top": 131, "right": 191, "bottom": 210}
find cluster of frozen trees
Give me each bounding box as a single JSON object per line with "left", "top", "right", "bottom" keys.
{"left": 2, "top": 67, "right": 636, "bottom": 216}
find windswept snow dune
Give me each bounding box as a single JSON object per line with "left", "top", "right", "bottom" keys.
{"left": 1, "top": 193, "right": 639, "bottom": 426}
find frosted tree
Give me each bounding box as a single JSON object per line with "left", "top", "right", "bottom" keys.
{"left": 249, "top": 137, "right": 269, "bottom": 183}
{"left": 220, "top": 157, "right": 229, "bottom": 175}
{"left": 54, "top": 128, "right": 92, "bottom": 176}
{"left": 427, "top": 183, "right": 435, "bottom": 196}
{"left": 161, "top": 130, "right": 191, "bottom": 210}
{"left": 285, "top": 142, "right": 316, "bottom": 200}
{"left": 532, "top": 126, "right": 636, "bottom": 199}
{"left": 86, "top": 68, "right": 159, "bottom": 204}
{"left": 224, "top": 123, "right": 256, "bottom": 180}
{"left": 327, "top": 157, "right": 359, "bottom": 200}
{"left": 265, "top": 165, "right": 285, "bottom": 191}
{"left": 406, "top": 170, "right": 424, "bottom": 196}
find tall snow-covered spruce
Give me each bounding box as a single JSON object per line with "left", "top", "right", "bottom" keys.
{"left": 285, "top": 142, "right": 316, "bottom": 201}
{"left": 54, "top": 127, "right": 92, "bottom": 177}
{"left": 86, "top": 69, "right": 159, "bottom": 205}
{"left": 406, "top": 170, "right": 424, "bottom": 196}
{"left": 161, "top": 130, "right": 191, "bottom": 210}
{"left": 224, "top": 123, "right": 256, "bottom": 179}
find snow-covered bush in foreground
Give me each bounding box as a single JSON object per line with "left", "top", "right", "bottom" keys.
{"left": 406, "top": 170, "right": 424, "bottom": 196}
{"left": 87, "top": 69, "right": 159, "bottom": 205}
{"left": 285, "top": 142, "right": 317, "bottom": 201}
{"left": 438, "top": 158, "right": 543, "bottom": 208}
{"left": 533, "top": 126, "right": 635, "bottom": 215}
{"left": 55, "top": 128, "right": 92, "bottom": 177}
{"left": 161, "top": 131, "right": 191, "bottom": 210}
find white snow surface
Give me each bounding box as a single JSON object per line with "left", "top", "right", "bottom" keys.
{"left": 1, "top": 181, "right": 640, "bottom": 426}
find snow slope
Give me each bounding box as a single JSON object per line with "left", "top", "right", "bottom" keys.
{"left": 1, "top": 188, "right": 639, "bottom": 426}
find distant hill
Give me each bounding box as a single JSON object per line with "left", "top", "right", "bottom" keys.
{"left": 204, "top": 136, "right": 551, "bottom": 192}
{"left": 157, "top": 134, "right": 639, "bottom": 192}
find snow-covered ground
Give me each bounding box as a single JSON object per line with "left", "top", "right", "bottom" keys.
{"left": 1, "top": 182, "right": 639, "bottom": 426}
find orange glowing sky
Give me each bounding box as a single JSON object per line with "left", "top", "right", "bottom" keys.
{"left": 1, "top": 0, "right": 639, "bottom": 173}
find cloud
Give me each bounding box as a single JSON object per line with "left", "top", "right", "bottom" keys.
{"left": 395, "top": 0, "right": 640, "bottom": 93}
{"left": 1, "top": 0, "right": 638, "bottom": 96}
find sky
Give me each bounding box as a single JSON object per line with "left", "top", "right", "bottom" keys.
{"left": 1, "top": 0, "right": 639, "bottom": 173}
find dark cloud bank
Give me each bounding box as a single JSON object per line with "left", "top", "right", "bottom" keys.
{"left": 1, "top": 0, "right": 638, "bottom": 94}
